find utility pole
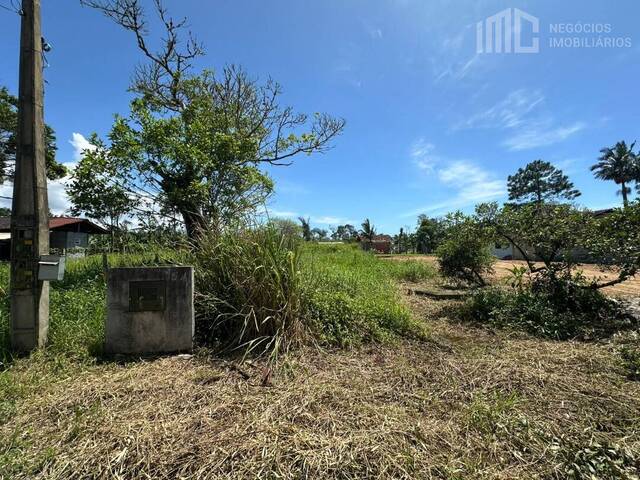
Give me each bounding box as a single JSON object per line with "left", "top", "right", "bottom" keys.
{"left": 10, "top": 0, "right": 50, "bottom": 351}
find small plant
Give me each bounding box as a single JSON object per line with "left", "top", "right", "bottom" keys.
{"left": 558, "top": 439, "right": 640, "bottom": 479}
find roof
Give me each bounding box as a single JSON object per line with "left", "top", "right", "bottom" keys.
{"left": 0, "top": 217, "right": 109, "bottom": 234}
{"left": 358, "top": 234, "right": 393, "bottom": 243}
{"left": 591, "top": 208, "right": 615, "bottom": 217}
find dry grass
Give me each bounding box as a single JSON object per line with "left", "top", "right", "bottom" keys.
{"left": 2, "top": 289, "right": 639, "bottom": 479}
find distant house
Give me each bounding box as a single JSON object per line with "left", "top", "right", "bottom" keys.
{"left": 357, "top": 234, "right": 393, "bottom": 254}
{"left": 490, "top": 208, "right": 615, "bottom": 262}
{"left": 0, "top": 217, "right": 109, "bottom": 260}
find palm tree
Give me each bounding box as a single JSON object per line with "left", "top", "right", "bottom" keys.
{"left": 591, "top": 141, "right": 638, "bottom": 207}
{"left": 298, "top": 217, "right": 312, "bottom": 241}
{"left": 360, "top": 218, "right": 376, "bottom": 249}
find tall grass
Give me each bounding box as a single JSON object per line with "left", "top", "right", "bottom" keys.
{"left": 194, "top": 227, "right": 304, "bottom": 358}
{"left": 0, "top": 232, "right": 434, "bottom": 363}
{"left": 301, "top": 243, "right": 431, "bottom": 346}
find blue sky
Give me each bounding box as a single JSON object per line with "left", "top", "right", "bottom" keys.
{"left": 1, "top": 0, "right": 639, "bottom": 234}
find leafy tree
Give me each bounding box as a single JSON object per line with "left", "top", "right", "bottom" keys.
{"left": 415, "top": 215, "right": 446, "bottom": 253}
{"left": 360, "top": 218, "right": 375, "bottom": 241}
{"left": 66, "top": 138, "right": 135, "bottom": 248}
{"left": 435, "top": 212, "right": 494, "bottom": 286}
{"left": 80, "top": 0, "right": 344, "bottom": 239}
{"left": 0, "top": 86, "right": 66, "bottom": 184}
{"left": 583, "top": 201, "right": 640, "bottom": 288}
{"left": 394, "top": 227, "right": 408, "bottom": 253}
{"left": 269, "top": 218, "right": 302, "bottom": 240}
{"left": 298, "top": 217, "right": 312, "bottom": 241}
{"left": 507, "top": 159, "right": 580, "bottom": 205}
{"left": 477, "top": 202, "right": 591, "bottom": 275}
{"left": 0, "top": 207, "right": 10, "bottom": 217}
{"left": 476, "top": 202, "right": 639, "bottom": 290}
{"left": 332, "top": 224, "right": 357, "bottom": 241}
{"left": 359, "top": 218, "right": 376, "bottom": 251}
{"left": 591, "top": 141, "right": 638, "bottom": 207}
{"left": 311, "top": 227, "right": 328, "bottom": 241}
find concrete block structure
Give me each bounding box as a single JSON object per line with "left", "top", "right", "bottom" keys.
{"left": 105, "top": 266, "right": 194, "bottom": 354}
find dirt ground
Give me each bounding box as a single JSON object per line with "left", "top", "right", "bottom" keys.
{"left": 387, "top": 255, "right": 640, "bottom": 298}
{"left": 2, "top": 289, "right": 639, "bottom": 479}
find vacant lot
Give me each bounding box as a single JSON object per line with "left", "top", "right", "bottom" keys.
{"left": 387, "top": 255, "right": 640, "bottom": 298}
{"left": 2, "top": 277, "right": 639, "bottom": 478}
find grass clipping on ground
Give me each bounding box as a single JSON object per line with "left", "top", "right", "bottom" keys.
{"left": 2, "top": 297, "right": 640, "bottom": 478}
{"left": 1, "top": 246, "right": 639, "bottom": 478}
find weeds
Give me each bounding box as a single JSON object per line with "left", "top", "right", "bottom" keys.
{"left": 302, "top": 243, "right": 430, "bottom": 346}
{"left": 460, "top": 271, "right": 635, "bottom": 340}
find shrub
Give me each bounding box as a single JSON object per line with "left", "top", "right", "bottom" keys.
{"left": 557, "top": 439, "right": 640, "bottom": 479}
{"left": 0, "top": 230, "right": 426, "bottom": 363}
{"left": 193, "top": 226, "right": 304, "bottom": 358}
{"left": 461, "top": 271, "right": 632, "bottom": 340}
{"left": 436, "top": 237, "right": 494, "bottom": 287}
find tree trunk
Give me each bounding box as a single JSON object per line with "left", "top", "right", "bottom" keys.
{"left": 621, "top": 182, "right": 629, "bottom": 207}
{"left": 181, "top": 208, "right": 207, "bottom": 241}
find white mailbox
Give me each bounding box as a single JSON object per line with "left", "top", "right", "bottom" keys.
{"left": 38, "top": 255, "right": 66, "bottom": 281}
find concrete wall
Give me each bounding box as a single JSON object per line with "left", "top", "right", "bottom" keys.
{"left": 105, "top": 266, "right": 194, "bottom": 354}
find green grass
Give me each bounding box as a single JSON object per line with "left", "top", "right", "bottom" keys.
{"left": 0, "top": 251, "right": 192, "bottom": 364}
{"left": 0, "top": 239, "right": 434, "bottom": 362}
{"left": 301, "top": 243, "right": 432, "bottom": 346}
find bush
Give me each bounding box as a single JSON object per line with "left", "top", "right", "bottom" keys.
{"left": 436, "top": 238, "right": 494, "bottom": 287}
{"left": 0, "top": 230, "right": 427, "bottom": 363}
{"left": 557, "top": 439, "right": 640, "bottom": 479}
{"left": 193, "top": 226, "right": 304, "bottom": 358}
{"left": 461, "top": 272, "right": 632, "bottom": 340}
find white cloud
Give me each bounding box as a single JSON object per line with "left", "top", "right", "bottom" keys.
{"left": 458, "top": 89, "right": 545, "bottom": 130}
{"left": 364, "top": 22, "right": 383, "bottom": 40}
{"left": 410, "top": 138, "right": 437, "bottom": 171}
{"left": 69, "top": 132, "right": 96, "bottom": 162}
{"left": 264, "top": 209, "right": 354, "bottom": 226}
{"left": 458, "top": 89, "right": 586, "bottom": 151}
{"left": 0, "top": 132, "right": 88, "bottom": 215}
{"left": 437, "top": 160, "right": 505, "bottom": 202}
{"left": 0, "top": 178, "right": 72, "bottom": 215}
{"left": 432, "top": 25, "right": 485, "bottom": 83}
{"left": 502, "top": 121, "right": 586, "bottom": 151}
{"left": 405, "top": 152, "right": 506, "bottom": 217}
{"left": 268, "top": 209, "right": 298, "bottom": 218}
{"left": 311, "top": 216, "right": 355, "bottom": 225}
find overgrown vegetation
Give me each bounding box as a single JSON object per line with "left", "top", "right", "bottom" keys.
{"left": 461, "top": 271, "right": 634, "bottom": 340}
{"left": 0, "top": 233, "right": 434, "bottom": 364}
{"left": 621, "top": 344, "right": 640, "bottom": 380}
{"left": 302, "top": 243, "right": 432, "bottom": 346}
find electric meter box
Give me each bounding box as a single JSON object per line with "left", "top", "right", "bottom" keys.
{"left": 38, "top": 255, "right": 65, "bottom": 281}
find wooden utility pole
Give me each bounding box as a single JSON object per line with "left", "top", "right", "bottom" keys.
{"left": 10, "top": 0, "right": 50, "bottom": 351}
